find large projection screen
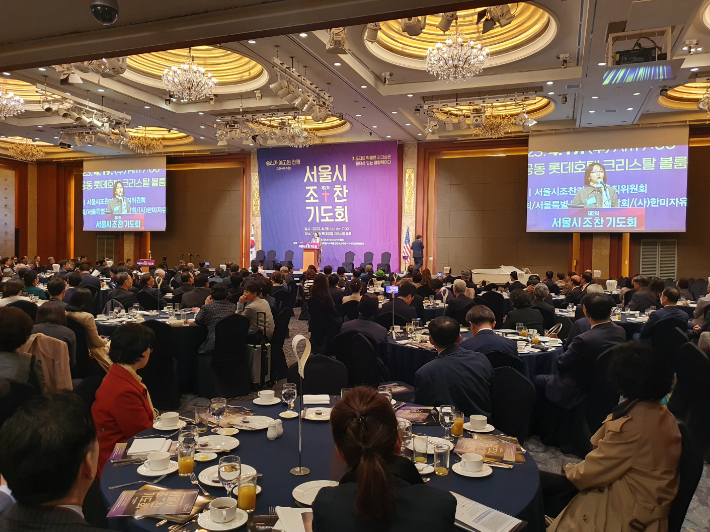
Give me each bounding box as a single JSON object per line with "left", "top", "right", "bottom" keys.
{"left": 527, "top": 126, "right": 688, "bottom": 232}
{"left": 82, "top": 156, "right": 167, "bottom": 231}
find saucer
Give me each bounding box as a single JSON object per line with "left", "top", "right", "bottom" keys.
{"left": 194, "top": 452, "right": 218, "bottom": 462}
{"left": 199, "top": 464, "right": 259, "bottom": 488}
{"left": 302, "top": 408, "right": 332, "bottom": 421}
{"left": 279, "top": 411, "right": 299, "bottom": 419}
{"left": 198, "top": 435, "right": 240, "bottom": 452}
{"left": 137, "top": 461, "right": 178, "bottom": 477}
{"left": 452, "top": 462, "right": 492, "bottom": 478}
{"left": 253, "top": 397, "right": 281, "bottom": 406}
{"left": 197, "top": 509, "right": 248, "bottom": 531}
{"left": 215, "top": 428, "right": 240, "bottom": 436}
{"left": 152, "top": 420, "right": 186, "bottom": 431}
{"left": 415, "top": 463, "right": 434, "bottom": 475}
{"left": 292, "top": 480, "right": 339, "bottom": 506}
{"left": 464, "top": 423, "right": 495, "bottom": 433}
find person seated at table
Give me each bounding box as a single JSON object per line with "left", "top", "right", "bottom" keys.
{"left": 312, "top": 386, "right": 457, "bottom": 532}
{"left": 692, "top": 282, "right": 710, "bottom": 326}
{"left": 676, "top": 278, "right": 692, "bottom": 301}
{"left": 503, "top": 290, "right": 544, "bottom": 335}
{"left": 444, "top": 279, "right": 474, "bottom": 319}
{"left": 180, "top": 274, "right": 211, "bottom": 309}
{"left": 46, "top": 276, "right": 69, "bottom": 308}
{"left": 92, "top": 323, "right": 156, "bottom": 474}
{"left": 195, "top": 284, "right": 237, "bottom": 354}
{"left": 327, "top": 273, "right": 344, "bottom": 307}
{"left": 541, "top": 343, "right": 680, "bottom": 531}
{"left": 415, "top": 269, "right": 435, "bottom": 298}
{"left": 153, "top": 268, "right": 172, "bottom": 295}
{"left": 0, "top": 392, "right": 107, "bottom": 532}
{"left": 62, "top": 272, "right": 82, "bottom": 303}
{"left": 460, "top": 305, "right": 517, "bottom": 357}
{"left": 66, "top": 288, "right": 110, "bottom": 372}
{"left": 138, "top": 273, "right": 161, "bottom": 298}
{"left": 172, "top": 272, "right": 194, "bottom": 297}
{"left": 531, "top": 283, "right": 555, "bottom": 313}
{"left": 414, "top": 316, "right": 493, "bottom": 417}
{"left": 342, "top": 279, "right": 362, "bottom": 304}
{"left": 33, "top": 301, "right": 77, "bottom": 369}
{"left": 78, "top": 263, "right": 103, "bottom": 291}
{"left": 563, "top": 288, "right": 603, "bottom": 347}
{"left": 380, "top": 282, "right": 418, "bottom": 323}
{"left": 227, "top": 272, "right": 244, "bottom": 300}
{"left": 0, "top": 279, "right": 30, "bottom": 307}
{"left": 0, "top": 307, "right": 44, "bottom": 391}
{"left": 399, "top": 279, "right": 425, "bottom": 319}
{"left": 544, "top": 271, "right": 560, "bottom": 294}
{"left": 236, "top": 282, "right": 275, "bottom": 342}
{"left": 627, "top": 276, "right": 659, "bottom": 313}
{"left": 336, "top": 266, "right": 348, "bottom": 290}
{"left": 271, "top": 271, "right": 289, "bottom": 296}
{"left": 639, "top": 287, "right": 691, "bottom": 339}
{"left": 340, "top": 294, "right": 389, "bottom": 378}
{"left": 308, "top": 273, "right": 342, "bottom": 352}
{"left": 21, "top": 269, "right": 47, "bottom": 300}
{"left": 534, "top": 293, "right": 626, "bottom": 410}
{"left": 563, "top": 275, "right": 583, "bottom": 305}
{"left": 257, "top": 277, "right": 277, "bottom": 314}
{"left": 506, "top": 271, "right": 525, "bottom": 292}
{"left": 245, "top": 264, "right": 264, "bottom": 284}
{"left": 107, "top": 272, "right": 139, "bottom": 311}
{"left": 579, "top": 271, "right": 594, "bottom": 294}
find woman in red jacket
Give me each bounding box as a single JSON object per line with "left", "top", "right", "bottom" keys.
{"left": 92, "top": 323, "right": 156, "bottom": 474}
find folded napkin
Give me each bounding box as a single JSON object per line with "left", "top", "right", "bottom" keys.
{"left": 275, "top": 507, "right": 312, "bottom": 532}
{"left": 303, "top": 394, "right": 331, "bottom": 405}
{"left": 127, "top": 438, "right": 169, "bottom": 456}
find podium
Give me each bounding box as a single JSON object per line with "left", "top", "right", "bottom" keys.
{"left": 297, "top": 242, "right": 320, "bottom": 269}
{"left": 136, "top": 259, "right": 155, "bottom": 273}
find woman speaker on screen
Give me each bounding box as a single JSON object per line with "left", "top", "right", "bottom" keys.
{"left": 105, "top": 180, "right": 132, "bottom": 214}
{"left": 571, "top": 162, "right": 619, "bottom": 208}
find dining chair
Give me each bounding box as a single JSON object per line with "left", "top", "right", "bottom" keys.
{"left": 489, "top": 366, "right": 535, "bottom": 444}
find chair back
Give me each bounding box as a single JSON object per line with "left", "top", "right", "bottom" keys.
{"left": 584, "top": 347, "right": 620, "bottom": 433}
{"left": 66, "top": 317, "right": 103, "bottom": 379}
{"left": 690, "top": 280, "right": 708, "bottom": 301}
{"left": 270, "top": 307, "right": 293, "bottom": 381}
{"left": 339, "top": 300, "right": 360, "bottom": 321}
{"left": 481, "top": 291, "right": 505, "bottom": 326}
{"left": 375, "top": 312, "right": 407, "bottom": 328}
{"left": 334, "top": 332, "right": 382, "bottom": 387}
{"left": 139, "top": 320, "right": 180, "bottom": 410}
{"left": 171, "top": 292, "right": 183, "bottom": 306}
{"left": 137, "top": 290, "right": 159, "bottom": 311}
{"left": 72, "top": 374, "right": 104, "bottom": 410}
{"left": 284, "top": 250, "right": 295, "bottom": 267}
{"left": 489, "top": 367, "right": 535, "bottom": 443}
{"left": 651, "top": 321, "right": 689, "bottom": 368}
{"left": 416, "top": 285, "right": 435, "bottom": 298}
{"left": 103, "top": 299, "right": 124, "bottom": 314}
{"left": 474, "top": 296, "right": 489, "bottom": 307}
{"left": 0, "top": 377, "right": 39, "bottom": 427}
{"left": 344, "top": 251, "right": 355, "bottom": 263}
{"left": 343, "top": 251, "right": 355, "bottom": 273}
{"left": 289, "top": 281, "right": 299, "bottom": 307}
{"left": 574, "top": 304, "right": 585, "bottom": 321}
{"left": 273, "top": 290, "right": 291, "bottom": 312}
{"left": 286, "top": 355, "right": 348, "bottom": 395}
{"left": 255, "top": 250, "right": 266, "bottom": 265}
{"left": 664, "top": 278, "right": 676, "bottom": 288}
{"left": 556, "top": 316, "right": 574, "bottom": 341}
{"left": 363, "top": 252, "right": 374, "bottom": 266}
{"left": 536, "top": 305, "right": 556, "bottom": 330}
{"left": 484, "top": 350, "right": 526, "bottom": 374}
{"left": 448, "top": 302, "right": 475, "bottom": 326}
{"left": 265, "top": 250, "right": 277, "bottom": 270}
{"left": 377, "top": 252, "right": 392, "bottom": 274}
{"left": 622, "top": 289, "right": 637, "bottom": 308}
{"left": 668, "top": 423, "right": 705, "bottom": 532}
{"left": 7, "top": 300, "right": 38, "bottom": 321}
{"left": 210, "top": 314, "right": 252, "bottom": 396}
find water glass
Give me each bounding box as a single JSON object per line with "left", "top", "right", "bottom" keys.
{"left": 179, "top": 424, "right": 199, "bottom": 447}
{"left": 411, "top": 319, "right": 419, "bottom": 332}
{"left": 237, "top": 473, "right": 257, "bottom": 513}
{"left": 434, "top": 444, "right": 450, "bottom": 476}
{"left": 210, "top": 397, "right": 227, "bottom": 428}
{"left": 428, "top": 296, "right": 434, "bottom": 305}
{"left": 180, "top": 310, "right": 188, "bottom": 324}
{"left": 377, "top": 384, "right": 393, "bottom": 403}
{"left": 567, "top": 303, "right": 575, "bottom": 312}
{"left": 515, "top": 323, "right": 524, "bottom": 335}
{"left": 132, "top": 303, "right": 140, "bottom": 317}
{"left": 439, "top": 405, "right": 455, "bottom": 440}
{"left": 282, "top": 384, "right": 297, "bottom": 415}
{"left": 340, "top": 387, "right": 352, "bottom": 400}
{"left": 165, "top": 303, "right": 173, "bottom": 317}
{"left": 177, "top": 444, "right": 195, "bottom": 477}
{"left": 406, "top": 322, "right": 414, "bottom": 339}
{"left": 398, "top": 419, "right": 412, "bottom": 454}
{"left": 218, "top": 455, "right": 241, "bottom": 497}
{"left": 195, "top": 406, "right": 210, "bottom": 433}
{"left": 412, "top": 434, "right": 428, "bottom": 464}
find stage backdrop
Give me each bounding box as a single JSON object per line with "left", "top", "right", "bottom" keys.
{"left": 258, "top": 141, "right": 399, "bottom": 270}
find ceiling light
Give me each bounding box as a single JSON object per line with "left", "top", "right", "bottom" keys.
{"left": 127, "top": 132, "right": 163, "bottom": 154}
{"left": 426, "top": 29, "right": 489, "bottom": 82}
{"left": 697, "top": 47, "right": 703, "bottom": 52}
{"left": 355, "top": 114, "right": 361, "bottom": 117}
{"left": 144, "top": 105, "right": 150, "bottom": 109}
{"left": 547, "top": 92, "right": 554, "bottom": 95}
{"left": 546, "top": 81, "right": 553, "bottom": 85}
{"left": 65, "top": 92, "right": 71, "bottom": 96}
{"left": 38, "top": 68, "right": 46, "bottom": 72}
{"left": 589, "top": 110, "right": 595, "bottom": 113}
{"left": 592, "top": 96, "right": 598, "bottom": 99}
{"left": 438, "top": 12, "right": 457, "bottom": 32}
{"left": 361, "top": 85, "right": 367, "bottom": 89}
{"left": 365, "top": 22, "right": 380, "bottom": 42}
{"left": 633, "top": 92, "right": 640, "bottom": 96}
{"left": 391, "top": 111, "right": 397, "bottom": 114}
{"left": 697, "top": 87, "right": 710, "bottom": 112}
{"left": 372, "top": 125, "right": 377, "bottom": 128}
{"left": 627, "top": 107, "right": 634, "bottom": 111}
{"left": 0, "top": 85, "right": 25, "bottom": 119}
{"left": 405, "top": 123, "right": 411, "bottom": 126}
{"left": 97, "top": 88, "right": 104, "bottom": 92}
{"left": 407, "top": 94, "right": 414, "bottom": 97}
{"left": 248, "top": 40, "right": 256, "bottom": 44}
{"left": 333, "top": 62, "right": 341, "bottom": 66}
{"left": 400, "top": 16, "right": 427, "bottom": 37}
{"left": 162, "top": 48, "right": 216, "bottom": 102}
{"left": 386, "top": 135, "right": 392, "bottom": 138}
{"left": 8, "top": 139, "right": 44, "bottom": 162}
{"left": 299, "top": 33, "right": 308, "bottom": 37}
{"left": 37, "top": 126, "right": 43, "bottom": 128}
{"left": 54, "top": 136, "right": 58, "bottom": 139}
{"left": 2, "top": 73, "right": 10, "bottom": 76}
{"left": 417, "top": 133, "right": 422, "bottom": 136}
{"left": 691, "top": 68, "right": 699, "bottom": 72}
{"left": 200, "top": 125, "right": 205, "bottom": 128}
{"left": 598, "top": 62, "right": 606, "bottom": 66}
{"left": 683, "top": 46, "right": 688, "bottom": 51}
{"left": 199, "top": 112, "right": 204, "bottom": 115}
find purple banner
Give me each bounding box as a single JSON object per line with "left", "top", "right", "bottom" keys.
{"left": 258, "top": 142, "right": 399, "bottom": 270}
{"left": 526, "top": 145, "right": 688, "bottom": 232}
{"left": 82, "top": 169, "right": 167, "bottom": 231}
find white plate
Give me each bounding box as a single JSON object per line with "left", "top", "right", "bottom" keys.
{"left": 152, "top": 420, "right": 186, "bottom": 431}
{"left": 452, "top": 462, "right": 493, "bottom": 478}
{"left": 198, "top": 435, "right": 240, "bottom": 452}
{"left": 215, "top": 428, "right": 240, "bottom": 436}
{"left": 137, "top": 461, "right": 178, "bottom": 477}
{"left": 195, "top": 452, "right": 218, "bottom": 462}
{"left": 279, "top": 411, "right": 299, "bottom": 419}
{"left": 231, "top": 416, "right": 274, "bottom": 430}
{"left": 253, "top": 397, "right": 281, "bottom": 406}
{"left": 464, "top": 423, "right": 495, "bottom": 433}
{"left": 302, "top": 408, "right": 332, "bottom": 421}
{"left": 415, "top": 463, "right": 434, "bottom": 475}
{"left": 197, "top": 509, "right": 249, "bottom": 531}
{"left": 406, "top": 437, "right": 454, "bottom": 454}
{"left": 199, "top": 464, "right": 259, "bottom": 488}
{"left": 292, "top": 480, "right": 339, "bottom": 506}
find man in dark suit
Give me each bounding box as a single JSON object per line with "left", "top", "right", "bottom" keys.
{"left": 411, "top": 234, "right": 424, "bottom": 271}
{"left": 628, "top": 276, "right": 660, "bottom": 313}
{"left": 460, "top": 305, "right": 517, "bottom": 356}
{"left": 534, "top": 293, "right": 627, "bottom": 408}
{"left": 46, "top": 277, "right": 69, "bottom": 309}
{"left": 340, "top": 294, "right": 390, "bottom": 378}
{"left": 531, "top": 283, "right": 555, "bottom": 315}
{"left": 0, "top": 392, "right": 107, "bottom": 531}
{"left": 180, "top": 274, "right": 211, "bottom": 309}
{"left": 78, "top": 264, "right": 102, "bottom": 290}
{"left": 580, "top": 271, "right": 594, "bottom": 293}
{"left": 544, "top": 270, "right": 560, "bottom": 294}
{"left": 108, "top": 272, "right": 139, "bottom": 309}
{"left": 380, "top": 282, "right": 418, "bottom": 322}
{"left": 444, "top": 279, "right": 474, "bottom": 321}
{"left": 62, "top": 272, "right": 82, "bottom": 303}
{"left": 172, "top": 272, "right": 194, "bottom": 297}
{"left": 564, "top": 275, "right": 584, "bottom": 306}
{"left": 507, "top": 271, "right": 525, "bottom": 292}
{"left": 138, "top": 273, "right": 161, "bottom": 298}
{"left": 153, "top": 269, "right": 172, "bottom": 295}
{"left": 461, "top": 270, "right": 476, "bottom": 289}
{"left": 639, "top": 287, "right": 691, "bottom": 338}
{"left": 328, "top": 274, "right": 344, "bottom": 306}
{"left": 414, "top": 316, "right": 494, "bottom": 417}
{"left": 503, "top": 289, "right": 545, "bottom": 334}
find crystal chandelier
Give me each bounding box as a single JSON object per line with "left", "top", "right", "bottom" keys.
{"left": 162, "top": 49, "right": 217, "bottom": 102}
{"left": 476, "top": 108, "right": 514, "bottom": 138}
{"left": 0, "top": 85, "right": 25, "bottom": 120}
{"left": 8, "top": 139, "right": 44, "bottom": 162}
{"left": 127, "top": 131, "right": 163, "bottom": 154}
{"left": 425, "top": 27, "right": 489, "bottom": 82}
{"left": 697, "top": 85, "right": 710, "bottom": 113}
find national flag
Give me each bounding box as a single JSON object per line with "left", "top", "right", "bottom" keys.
{"left": 402, "top": 227, "right": 412, "bottom": 263}
{"left": 250, "top": 225, "right": 256, "bottom": 261}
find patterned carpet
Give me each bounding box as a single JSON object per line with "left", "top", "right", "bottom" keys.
{"left": 177, "top": 308, "right": 710, "bottom": 531}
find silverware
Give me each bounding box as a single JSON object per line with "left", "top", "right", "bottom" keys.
{"left": 168, "top": 513, "right": 200, "bottom": 532}
{"left": 483, "top": 460, "right": 514, "bottom": 469}
{"left": 155, "top": 519, "right": 168, "bottom": 527}
{"left": 189, "top": 472, "right": 210, "bottom": 496}
{"left": 134, "top": 431, "right": 178, "bottom": 439}
{"left": 109, "top": 474, "right": 168, "bottom": 489}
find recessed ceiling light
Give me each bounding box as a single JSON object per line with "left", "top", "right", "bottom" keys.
{"left": 198, "top": 112, "right": 204, "bottom": 115}
{"left": 2, "top": 72, "right": 10, "bottom": 76}
{"left": 299, "top": 33, "right": 308, "bottom": 37}
{"left": 38, "top": 68, "right": 46, "bottom": 72}
{"left": 333, "top": 62, "right": 341, "bottom": 66}
{"left": 697, "top": 47, "right": 703, "bottom": 52}
{"left": 691, "top": 68, "right": 699, "bottom": 72}
{"left": 65, "top": 92, "right": 70, "bottom": 96}
{"left": 144, "top": 106, "right": 150, "bottom": 109}
{"left": 53, "top": 136, "right": 58, "bottom": 139}
{"left": 417, "top": 133, "right": 422, "bottom": 136}
{"left": 589, "top": 110, "right": 595, "bottom": 113}
{"left": 626, "top": 107, "right": 634, "bottom": 111}
{"left": 361, "top": 85, "right": 367, "bottom": 89}
{"left": 405, "top": 123, "right": 411, "bottom": 126}
{"left": 37, "top": 126, "right": 43, "bottom": 128}
{"left": 598, "top": 62, "right": 606, "bottom": 66}
{"left": 247, "top": 40, "right": 256, "bottom": 44}
{"left": 547, "top": 92, "right": 554, "bottom": 95}
{"left": 215, "top": 119, "right": 221, "bottom": 122}
{"left": 355, "top": 114, "right": 361, "bottom": 117}
{"left": 98, "top": 89, "right": 105, "bottom": 92}
{"left": 372, "top": 125, "right": 377, "bottom": 128}
{"left": 407, "top": 94, "right": 414, "bottom": 97}
{"left": 633, "top": 92, "right": 640, "bottom": 96}
{"left": 386, "top": 135, "right": 391, "bottom": 138}
{"left": 546, "top": 81, "right": 553, "bottom": 85}
{"left": 391, "top": 111, "right": 397, "bottom": 114}
{"left": 592, "top": 96, "right": 599, "bottom": 99}
{"left": 200, "top": 136, "right": 204, "bottom": 139}
{"left": 249, "top": 143, "right": 254, "bottom": 146}
{"left": 34, "top": 137, "right": 39, "bottom": 140}
{"left": 682, "top": 46, "right": 688, "bottom": 51}
{"left": 200, "top": 125, "right": 205, "bottom": 128}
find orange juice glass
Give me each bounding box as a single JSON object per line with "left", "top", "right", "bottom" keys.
{"left": 451, "top": 411, "right": 464, "bottom": 437}
{"left": 177, "top": 445, "right": 195, "bottom": 476}
{"left": 237, "top": 475, "right": 257, "bottom": 513}
{"left": 520, "top": 329, "right": 528, "bottom": 337}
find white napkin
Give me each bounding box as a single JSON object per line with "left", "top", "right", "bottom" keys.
{"left": 126, "top": 438, "right": 169, "bottom": 456}
{"left": 275, "top": 507, "right": 312, "bottom": 532}
{"left": 303, "top": 394, "right": 330, "bottom": 405}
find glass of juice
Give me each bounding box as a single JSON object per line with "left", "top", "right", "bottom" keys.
{"left": 451, "top": 410, "right": 464, "bottom": 438}
{"left": 177, "top": 444, "right": 195, "bottom": 477}
{"left": 434, "top": 444, "right": 450, "bottom": 476}
{"left": 237, "top": 473, "right": 257, "bottom": 513}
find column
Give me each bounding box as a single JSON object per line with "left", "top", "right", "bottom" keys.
{"left": 400, "top": 142, "right": 417, "bottom": 272}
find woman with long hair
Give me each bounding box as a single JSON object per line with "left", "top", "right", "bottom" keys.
{"left": 313, "top": 387, "right": 456, "bottom": 532}
{"left": 571, "top": 162, "right": 618, "bottom": 208}
{"left": 66, "top": 288, "right": 110, "bottom": 371}
{"left": 416, "top": 268, "right": 435, "bottom": 298}
{"left": 308, "top": 273, "right": 341, "bottom": 352}
{"left": 105, "top": 180, "right": 131, "bottom": 214}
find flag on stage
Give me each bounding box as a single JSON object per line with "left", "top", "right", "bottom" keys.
{"left": 402, "top": 227, "right": 412, "bottom": 263}
{"left": 250, "top": 225, "right": 256, "bottom": 261}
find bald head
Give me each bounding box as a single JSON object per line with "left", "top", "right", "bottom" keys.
{"left": 570, "top": 275, "right": 581, "bottom": 287}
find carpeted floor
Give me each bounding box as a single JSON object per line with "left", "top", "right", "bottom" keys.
{"left": 176, "top": 309, "right": 710, "bottom": 531}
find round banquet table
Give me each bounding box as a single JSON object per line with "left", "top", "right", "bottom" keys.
{"left": 95, "top": 312, "right": 206, "bottom": 393}
{"left": 100, "top": 399, "right": 545, "bottom": 532}
{"left": 421, "top": 304, "right": 445, "bottom": 322}
{"left": 386, "top": 330, "right": 563, "bottom": 384}
{"left": 555, "top": 311, "right": 648, "bottom": 340}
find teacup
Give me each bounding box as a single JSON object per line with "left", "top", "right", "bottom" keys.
{"left": 147, "top": 451, "right": 171, "bottom": 471}
{"left": 548, "top": 338, "right": 562, "bottom": 347}
{"left": 159, "top": 412, "right": 179, "bottom": 428}
{"left": 258, "top": 390, "right": 275, "bottom": 401}
{"left": 469, "top": 415, "right": 487, "bottom": 430}
{"left": 516, "top": 341, "right": 527, "bottom": 352}
{"left": 393, "top": 326, "right": 401, "bottom": 333}
{"left": 461, "top": 453, "right": 483, "bottom": 472}
{"left": 210, "top": 497, "right": 238, "bottom": 523}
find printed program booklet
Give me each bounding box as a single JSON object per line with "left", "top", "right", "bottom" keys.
{"left": 451, "top": 492, "right": 526, "bottom": 532}
{"left": 107, "top": 489, "right": 198, "bottom": 517}
{"left": 395, "top": 406, "right": 439, "bottom": 426}
{"left": 453, "top": 435, "right": 526, "bottom": 463}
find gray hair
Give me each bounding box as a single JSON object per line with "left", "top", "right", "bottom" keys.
{"left": 280, "top": 266, "right": 289, "bottom": 274}
{"left": 453, "top": 279, "right": 466, "bottom": 294}
{"left": 534, "top": 283, "right": 550, "bottom": 298}
{"left": 586, "top": 283, "right": 604, "bottom": 294}
{"left": 154, "top": 268, "right": 165, "bottom": 277}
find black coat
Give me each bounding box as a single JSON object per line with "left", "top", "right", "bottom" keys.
{"left": 503, "top": 307, "right": 545, "bottom": 335}
{"left": 459, "top": 328, "right": 518, "bottom": 356}
{"left": 380, "top": 298, "right": 418, "bottom": 322}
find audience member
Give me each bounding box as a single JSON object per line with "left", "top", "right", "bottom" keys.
{"left": 627, "top": 276, "right": 659, "bottom": 312}
{"left": 342, "top": 279, "right": 362, "bottom": 303}
{"left": 153, "top": 268, "right": 172, "bottom": 295}
{"left": 138, "top": 273, "right": 160, "bottom": 298}
{"left": 46, "top": 277, "right": 69, "bottom": 308}
{"left": 328, "top": 273, "right": 344, "bottom": 306}
{"left": 33, "top": 301, "right": 77, "bottom": 368}
{"left": 281, "top": 266, "right": 294, "bottom": 285}
{"left": 564, "top": 287, "right": 604, "bottom": 345}
{"left": 173, "top": 272, "right": 194, "bottom": 297}
{"left": 431, "top": 278, "right": 445, "bottom": 301}
{"left": 0, "top": 393, "right": 106, "bottom": 531}
{"left": 639, "top": 287, "right": 691, "bottom": 338}
{"left": 337, "top": 266, "right": 348, "bottom": 289}
{"left": 380, "top": 282, "right": 418, "bottom": 322}
{"left": 460, "top": 305, "right": 517, "bottom": 356}
{"left": 307, "top": 273, "right": 342, "bottom": 351}
{"left": 541, "top": 343, "right": 680, "bottom": 531}
{"left": 180, "top": 274, "right": 211, "bottom": 309}
{"left": 21, "top": 270, "right": 47, "bottom": 300}
{"left": 676, "top": 278, "right": 692, "bottom": 301}
{"left": 532, "top": 283, "right": 555, "bottom": 314}
{"left": 693, "top": 282, "right": 710, "bottom": 326}
{"left": 504, "top": 290, "right": 544, "bottom": 334}
{"left": 507, "top": 271, "right": 525, "bottom": 291}
{"left": 63, "top": 272, "right": 82, "bottom": 303}
{"left": 107, "top": 272, "right": 139, "bottom": 311}
{"left": 236, "top": 282, "right": 275, "bottom": 341}
{"left": 580, "top": 271, "right": 593, "bottom": 293}
{"left": 195, "top": 284, "right": 237, "bottom": 353}
{"left": 544, "top": 271, "right": 560, "bottom": 294}
{"left": 340, "top": 294, "right": 389, "bottom": 378}
{"left": 78, "top": 263, "right": 102, "bottom": 289}
{"left": 0, "top": 279, "right": 30, "bottom": 307}
{"left": 0, "top": 307, "right": 44, "bottom": 391}
{"left": 66, "top": 288, "right": 110, "bottom": 371}
{"left": 564, "top": 276, "right": 583, "bottom": 305}
{"left": 444, "top": 279, "right": 474, "bottom": 320}
{"left": 312, "top": 386, "right": 456, "bottom": 532}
